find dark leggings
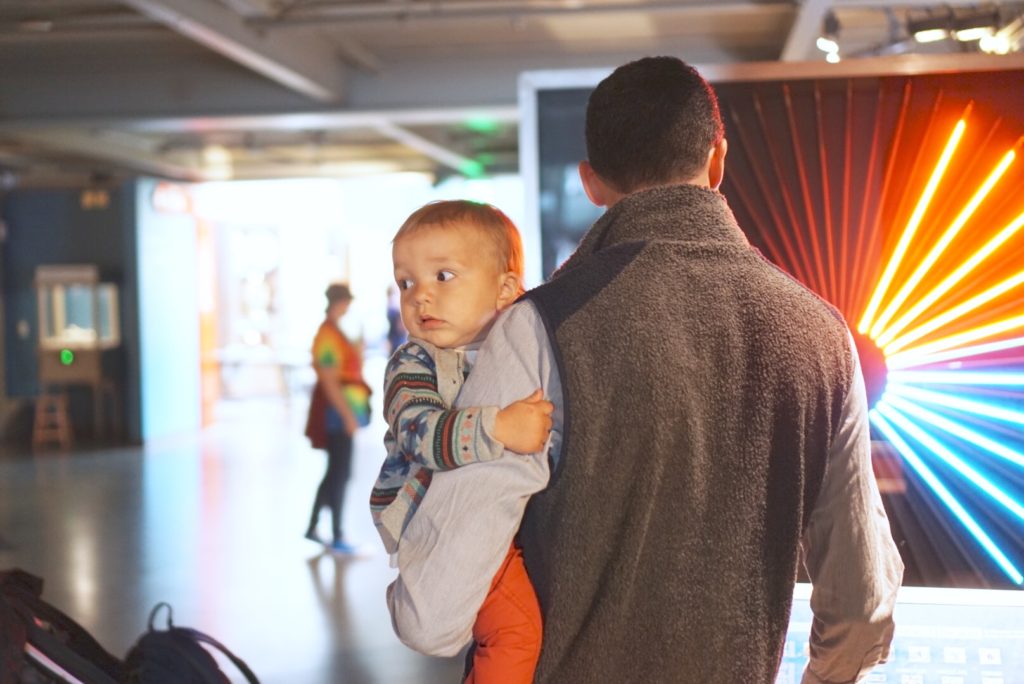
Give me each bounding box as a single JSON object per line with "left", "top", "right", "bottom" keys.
{"left": 306, "top": 429, "right": 353, "bottom": 543}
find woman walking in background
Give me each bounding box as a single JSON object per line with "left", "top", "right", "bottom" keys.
{"left": 304, "top": 282, "right": 371, "bottom": 554}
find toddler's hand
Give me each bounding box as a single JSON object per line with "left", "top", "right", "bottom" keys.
{"left": 494, "top": 389, "right": 554, "bottom": 454}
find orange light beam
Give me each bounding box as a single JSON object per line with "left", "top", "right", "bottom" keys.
{"left": 727, "top": 107, "right": 812, "bottom": 285}
{"left": 784, "top": 84, "right": 829, "bottom": 300}
{"left": 858, "top": 89, "right": 949, "bottom": 324}
{"left": 876, "top": 209, "right": 1024, "bottom": 354}
{"left": 858, "top": 116, "right": 967, "bottom": 335}
{"left": 757, "top": 90, "right": 824, "bottom": 295}
{"left": 888, "top": 335, "right": 1024, "bottom": 370}
{"left": 838, "top": 80, "right": 854, "bottom": 315}
{"left": 893, "top": 314, "right": 1024, "bottom": 360}
{"left": 726, "top": 161, "right": 790, "bottom": 268}
{"left": 884, "top": 270, "right": 1024, "bottom": 355}
{"left": 815, "top": 84, "right": 839, "bottom": 304}
{"left": 850, "top": 83, "right": 905, "bottom": 319}
{"left": 873, "top": 144, "right": 1019, "bottom": 344}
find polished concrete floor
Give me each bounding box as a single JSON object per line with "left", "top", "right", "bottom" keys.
{"left": 8, "top": 359, "right": 1024, "bottom": 683}
{"left": 0, "top": 357, "right": 466, "bottom": 683}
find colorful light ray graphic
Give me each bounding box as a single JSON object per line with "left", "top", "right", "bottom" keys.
{"left": 883, "top": 270, "right": 1024, "bottom": 354}
{"left": 870, "top": 134, "right": 1017, "bottom": 341}
{"left": 871, "top": 409, "right": 1024, "bottom": 585}
{"left": 879, "top": 210, "right": 1024, "bottom": 354}
{"left": 888, "top": 371, "right": 1024, "bottom": 386}
{"left": 882, "top": 395, "right": 1024, "bottom": 470}
{"left": 859, "top": 115, "right": 966, "bottom": 337}
{"left": 874, "top": 149, "right": 1020, "bottom": 348}
{"left": 726, "top": 84, "right": 1024, "bottom": 587}
{"left": 877, "top": 400, "right": 1024, "bottom": 524}
{"left": 887, "top": 336, "right": 1024, "bottom": 370}
{"left": 889, "top": 384, "right": 1024, "bottom": 427}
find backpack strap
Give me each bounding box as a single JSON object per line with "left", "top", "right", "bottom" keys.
{"left": 13, "top": 601, "right": 119, "bottom": 684}
{"left": 1, "top": 595, "right": 29, "bottom": 682}
{"left": 146, "top": 602, "right": 260, "bottom": 684}
{"left": 147, "top": 602, "right": 174, "bottom": 632}
{"left": 1, "top": 569, "right": 122, "bottom": 683}
{"left": 174, "top": 627, "right": 260, "bottom": 684}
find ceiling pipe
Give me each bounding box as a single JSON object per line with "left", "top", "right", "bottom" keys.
{"left": 254, "top": 0, "right": 787, "bottom": 27}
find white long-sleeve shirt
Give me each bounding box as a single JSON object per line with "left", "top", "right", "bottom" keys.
{"left": 388, "top": 300, "right": 903, "bottom": 682}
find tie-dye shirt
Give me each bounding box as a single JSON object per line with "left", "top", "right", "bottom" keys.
{"left": 313, "top": 320, "right": 371, "bottom": 428}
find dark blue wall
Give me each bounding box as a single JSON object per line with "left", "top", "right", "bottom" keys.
{"left": 1, "top": 183, "right": 141, "bottom": 443}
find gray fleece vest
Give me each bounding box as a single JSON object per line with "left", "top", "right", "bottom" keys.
{"left": 520, "top": 185, "right": 852, "bottom": 683}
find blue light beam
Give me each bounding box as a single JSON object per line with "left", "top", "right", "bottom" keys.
{"left": 888, "top": 371, "right": 1024, "bottom": 386}
{"left": 870, "top": 406, "right": 1024, "bottom": 585}
{"left": 884, "top": 395, "right": 1024, "bottom": 469}
{"left": 878, "top": 400, "right": 1024, "bottom": 522}
{"left": 888, "top": 384, "right": 1024, "bottom": 427}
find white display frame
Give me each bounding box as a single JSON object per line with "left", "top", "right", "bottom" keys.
{"left": 517, "top": 52, "right": 1024, "bottom": 607}
{"left": 517, "top": 51, "right": 1024, "bottom": 288}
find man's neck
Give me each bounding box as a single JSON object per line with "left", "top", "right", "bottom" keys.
{"left": 605, "top": 177, "right": 709, "bottom": 209}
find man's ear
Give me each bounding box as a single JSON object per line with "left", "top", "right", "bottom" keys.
{"left": 708, "top": 137, "right": 728, "bottom": 190}
{"left": 496, "top": 272, "right": 522, "bottom": 309}
{"left": 579, "top": 160, "right": 610, "bottom": 207}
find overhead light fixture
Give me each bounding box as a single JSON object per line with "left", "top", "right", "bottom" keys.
{"left": 817, "top": 10, "right": 841, "bottom": 62}
{"left": 202, "top": 144, "right": 231, "bottom": 166}
{"left": 976, "top": 12, "right": 1022, "bottom": 54}
{"left": 201, "top": 144, "right": 233, "bottom": 180}
{"left": 913, "top": 28, "right": 949, "bottom": 43}
{"left": 816, "top": 36, "right": 839, "bottom": 53}
{"left": 80, "top": 173, "right": 112, "bottom": 210}
{"left": 979, "top": 32, "right": 1013, "bottom": 54}
{"left": 952, "top": 9, "right": 1000, "bottom": 41}
{"left": 80, "top": 188, "right": 109, "bottom": 211}
{"left": 908, "top": 9, "right": 952, "bottom": 43}
{"left": 954, "top": 26, "right": 993, "bottom": 42}
{"left": 910, "top": 6, "right": 1003, "bottom": 45}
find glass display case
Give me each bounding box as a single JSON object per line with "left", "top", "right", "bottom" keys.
{"left": 35, "top": 264, "right": 120, "bottom": 384}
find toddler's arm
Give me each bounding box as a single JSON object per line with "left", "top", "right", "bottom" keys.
{"left": 384, "top": 343, "right": 553, "bottom": 469}
{"left": 371, "top": 341, "right": 552, "bottom": 554}
{"left": 383, "top": 343, "right": 505, "bottom": 470}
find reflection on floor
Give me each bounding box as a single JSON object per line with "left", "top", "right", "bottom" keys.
{"left": 0, "top": 358, "right": 465, "bottom": 683}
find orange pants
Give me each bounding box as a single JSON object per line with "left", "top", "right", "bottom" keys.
{"left": 464, "top": 543, "right": 543, "bottom": 684}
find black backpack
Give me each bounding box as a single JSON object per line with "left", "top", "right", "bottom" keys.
{"left": 0, "top": 568, "right": 123, "bottom": 684}
{"left": 122, "top": 603, "right": 259, "bottom": 684}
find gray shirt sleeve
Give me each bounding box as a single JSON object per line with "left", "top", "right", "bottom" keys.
{"left": 386, "top": 301, "right": 562, "bottom": 656}
{"left": 800, "top": 332, "right": 904, "bottom": 683}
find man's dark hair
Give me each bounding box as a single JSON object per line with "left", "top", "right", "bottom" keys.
{"left": 585, "top": 56, "right": 724, "bottom": 193}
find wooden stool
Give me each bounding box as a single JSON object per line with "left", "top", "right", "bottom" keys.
{"left": 32, "top": 389, "right": 73, "bottom": 452}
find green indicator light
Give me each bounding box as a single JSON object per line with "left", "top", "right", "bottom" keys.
{"left": 463, "top": 117, "right": 501, "bottom": 135}
{"left": 476, "top": 152, "right": 495, "bottom": 165}
{"left": 60, "top": 349, "right": 75, "bottom": 366}
{"left": 459, "top": 160, "right": 486, "bottom": 179}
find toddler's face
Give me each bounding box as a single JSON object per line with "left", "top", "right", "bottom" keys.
{"left": 393, "top": 224, "right": 517, "bottom": 349}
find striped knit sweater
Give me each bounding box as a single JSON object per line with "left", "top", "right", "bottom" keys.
{"left": 370, "top": 339, "right": 503, "bottom": 554}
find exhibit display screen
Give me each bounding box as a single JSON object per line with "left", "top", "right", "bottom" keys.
{"left": 520, "top": 58, "right": 1024, "bottom": 591}
{"left": 781, "top": 585, "right": 1024, "bottom": 682}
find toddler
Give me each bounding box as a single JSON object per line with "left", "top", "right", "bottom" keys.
{"left": 370, "top": 200, "right": 551, "bottom": 683}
